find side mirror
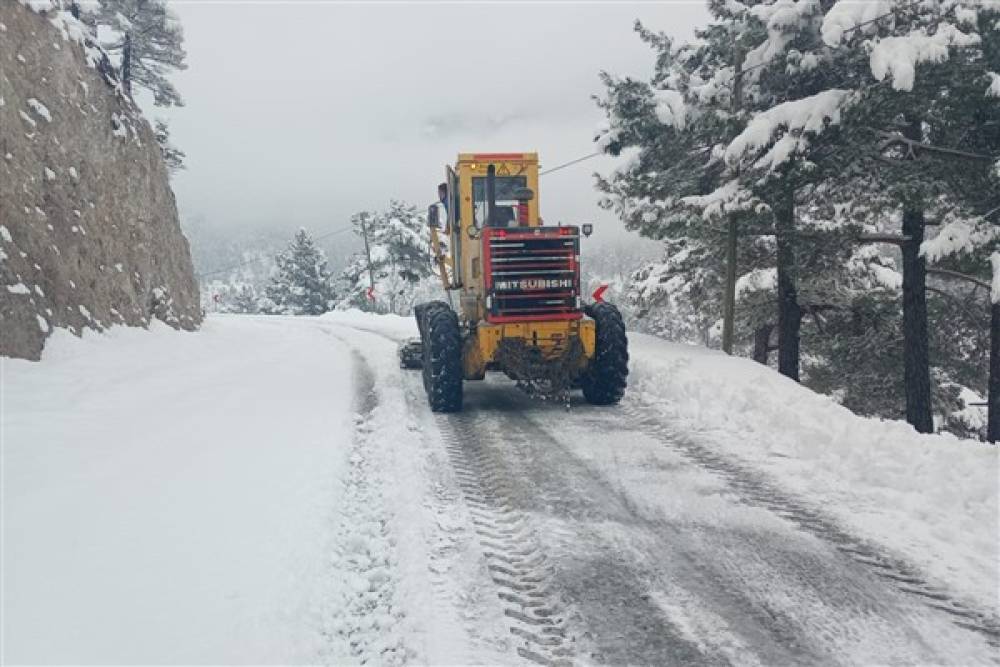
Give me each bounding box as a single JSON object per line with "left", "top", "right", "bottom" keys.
{"left": 427, "top": 204, "right": 439, "bottom": 228}
{"left": 582, "top": 223, "right": 594, "bottom": 237}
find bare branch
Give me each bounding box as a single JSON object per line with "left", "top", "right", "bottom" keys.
{"left": 926, "top": 268, "right": 991, "bottom": 291}
{"left": 875, "top": 130, "right": 997, "bottom": 162}
{"left": 858, "top": 233, "right": 910, "bottom": 245}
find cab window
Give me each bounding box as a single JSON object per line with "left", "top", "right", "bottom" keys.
{"left": 472, "top": 175, "right": 527, "bottom": 227}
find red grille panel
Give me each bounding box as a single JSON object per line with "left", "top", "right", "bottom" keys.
{"left": 482, "top": 227, "right": 581, "bottom": 323}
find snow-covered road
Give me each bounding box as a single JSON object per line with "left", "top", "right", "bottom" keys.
{"left": 3, "top": 314, "right": 998, "bottom": 664}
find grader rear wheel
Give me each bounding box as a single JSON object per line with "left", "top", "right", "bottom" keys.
{"left": 581, "top": 302, "right": 629, "bottom": 405}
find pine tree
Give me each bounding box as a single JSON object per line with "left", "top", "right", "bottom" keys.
{"left": 596, "top": 0, "right": 998, "bottom": 437}
{"left": 231, "top": 285, "right": 258, "bottom": 314}
{"left": 266, "top": 229, "right": 336, "bottom": 316}
{"left": 92, "top": 0, "right": 187, "bottom": 107}
{"left": 154, "top": 119, "right": 185, "bottom": 173}
{"left": 813, "top": 0, "right": 999, "bottom": 432}
{"left": 339, "top": 202, "right": 434, "bottom": 314}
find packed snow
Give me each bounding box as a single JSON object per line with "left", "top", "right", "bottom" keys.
{"left": 2, "top": 319, "right": 358, "bottom": 663}
{"left": 3, "top": 313, "right": 997, "bottom": 663}
{"left": 324, "top": 310, "right": 998, "bottom": 616}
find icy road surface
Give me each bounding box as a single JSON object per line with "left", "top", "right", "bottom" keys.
{"left": 3, "top": 313, "right": 998, "bottom": 665}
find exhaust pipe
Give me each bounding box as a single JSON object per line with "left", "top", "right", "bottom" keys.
{"left": 486, "top": 164, "right": 497, "bottom": 228}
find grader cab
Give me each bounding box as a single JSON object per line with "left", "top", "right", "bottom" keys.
{"left": 401, "top": 152, "right": 628, "bottom": 412}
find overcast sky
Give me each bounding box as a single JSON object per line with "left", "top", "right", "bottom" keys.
{"left": 159, "top": 1, "right": 709, "bottom": 244}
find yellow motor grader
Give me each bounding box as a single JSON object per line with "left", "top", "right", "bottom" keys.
{"left": 400, "top": 152, "right": 628, "bottom": 412}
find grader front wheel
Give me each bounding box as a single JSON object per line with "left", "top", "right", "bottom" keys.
{"left": 581, "top": 302, "right": 629, "bottom": 405}
{"left": 420, "top": 303, "right": 463, "bottom": 412}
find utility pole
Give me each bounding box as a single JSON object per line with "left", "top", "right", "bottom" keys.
{"left": 721, "top": 43, "right": 745, "bottom": 355}
{"left": 360, "top": 212, "right": 376, "bottom": 311}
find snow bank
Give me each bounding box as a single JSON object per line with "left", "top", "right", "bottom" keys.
{"left": 320, "top": 307, "right": 417, "bottom": 340}
{"left": 628, "top": 335, "right": 999, "bottom": 613}
{"left": 3, "top": 317, "right": 356, "bottom": 663}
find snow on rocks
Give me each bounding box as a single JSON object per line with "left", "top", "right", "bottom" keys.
{"left": 22, "top": 0, "right": 55, "bottom": 11}
{"left": 18, "top": 110, "right": 37, "bottom": 128}
{"left": 26, "top": 97, "right": 51, "bottom": 122}
{"left": 7, "top": 282, "right": 31, "bottom": 294}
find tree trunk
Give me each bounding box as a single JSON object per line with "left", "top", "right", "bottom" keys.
{"left": 753, "top": 324, "right": 773, "bottom": 365}
{"left": 989, "top": 301, "right": 999, "bottom": 443}
{"left": 774, "top": 189, "right": 801, "bottom": 381}
{"left": 901, "top": 206, "right": 934, "bottom": 433}
{"left": 122, "top": 33, "right": 133, "bottom": 95}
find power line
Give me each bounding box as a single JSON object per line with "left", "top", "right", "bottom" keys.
{"left": 540, "top": 151, "right": 603, "bottom": 176}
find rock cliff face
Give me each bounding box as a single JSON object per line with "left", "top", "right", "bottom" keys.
{"left": 0, "top": 1, "right": 201, "bottom": 360}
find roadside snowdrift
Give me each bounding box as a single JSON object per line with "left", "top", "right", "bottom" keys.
{"left": 629, "top": 334, "right": 999, "bottom": 614}
{"left": 2, "top": 317, "right": 354, "bottom": 663}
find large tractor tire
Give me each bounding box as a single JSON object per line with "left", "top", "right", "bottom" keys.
{"left": 581, "top": 302, "right": 629, "bottom": 405}
{"left": 421, "top": 303, "right": 463, "bottom": 412}
{"left": 414, "top": 300, "right": 449, "bottom": 340}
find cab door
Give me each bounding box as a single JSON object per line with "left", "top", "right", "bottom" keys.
{"left": 447, "top": 165, "right": 461, "bottom": 288}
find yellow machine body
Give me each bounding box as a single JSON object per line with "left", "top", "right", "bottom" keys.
{"left": 463, "top": 319, "right": 596, "bottom": 380}
{"left": 429, "top": 152, "right": 595, "bottom": 381}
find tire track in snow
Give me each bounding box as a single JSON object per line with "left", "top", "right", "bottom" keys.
{"left": 474, "top": 388, "right": 997, "bottom": 665}
{"left": 321, "top": 319, "right": 995, "bottom": 662}
{"left": 474, "top": 390, "right": 816, "bottom": 666}
{"left": 622, "top": 402, "right": 1000, "bottom": 651}
{"left": 319, "top": 349, "right": 412, "bottom": 665}
{"left": 436, "top": 410, "right": 576, "bottom": 666}
{"left": 326, "top": 321, "right": 512, "bottom": 664}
